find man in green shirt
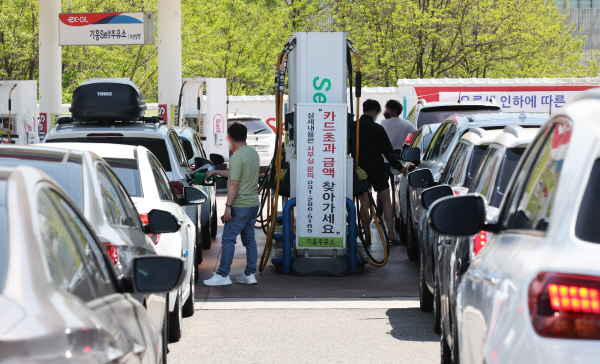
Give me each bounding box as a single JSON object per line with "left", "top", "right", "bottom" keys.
{"left": 203, "top": 122, "right": 261, "bottom": 286}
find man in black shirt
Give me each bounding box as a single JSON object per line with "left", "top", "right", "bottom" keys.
{"left": 358, "top": 99, "right": 405, "bottom": 244}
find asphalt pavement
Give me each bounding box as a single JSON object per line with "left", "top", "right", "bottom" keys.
{"left": 168, "top": 196, "right": 438, "bottom": 363}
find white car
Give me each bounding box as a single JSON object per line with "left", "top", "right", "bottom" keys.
{"left": 45, "top": 142, "right": 207, "bottom": 343}
{"left": 228, "top": 113, "right": 275, "bottom": 170}
{"left": 427, "top": 91, "right": 600, "bottom": 364}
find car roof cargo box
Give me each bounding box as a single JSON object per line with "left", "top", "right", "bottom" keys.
{"left": 69, "top": 79, "right": 147, "bottom": 122}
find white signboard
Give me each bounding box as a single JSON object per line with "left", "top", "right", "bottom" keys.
{"left": 59, "top": 12, "right": 155, "bottom": 46}
{"left": 440, "top": 91, "right": 581, "bottom": 113}
{"left": 296, "top": 104, "right": 347, "bottom": 249}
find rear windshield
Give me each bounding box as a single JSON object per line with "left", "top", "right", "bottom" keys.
{"left": 499, "top": 147, "right": 525, "bottom": 193}
{"left": 47, "top": 137, "right": 173, "bottom": 172}
{"left": 417, "top": 106, "right": 502, "bottom": 128}
{"left": 0, "top": 158, "right": 83, "bottom": 209}
{"left": 104, "top": 158, "right": 142, "bottom": 197}
{"left": 179, "top": 137, "right": 195, "bottom": 161}
{"left": 576, "top": 159, "right": 600, "bottom": 244}
{"left": 228, "top": 119, "right": 273, "bottom": 135}
{"left": 0, "top": 181, "right": 7, "bottom": 294}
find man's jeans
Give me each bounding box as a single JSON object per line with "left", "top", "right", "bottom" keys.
{"left": 217, "top": 205, "right": 259, "bottom": 277}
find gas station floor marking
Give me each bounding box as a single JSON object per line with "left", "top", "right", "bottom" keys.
{"left": 195, "top": 297, "right": 420, "bottom": 310}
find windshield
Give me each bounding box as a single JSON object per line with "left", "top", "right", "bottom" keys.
{"left": 499, "top": 147, "right": 525, "bottom": 193}
{"left": 0, "top": 158, "right": 83, "bottom": 209}
{"left": 0, "top": 181, "right": 7, "bottom": 294}
{"left": 229, "top": 119, "right": 273, "bottom": 135}
{"left": 417, "top": 106, "right": 502, "bottom": 128}
{"left": 47, "top": 137, "right": 173, "bottom": 172}
{"left": 104, "top": 158, "right": 142, "bottom": 198}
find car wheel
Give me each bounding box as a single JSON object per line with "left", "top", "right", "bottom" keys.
{"left": 210, "top": 203, "right": 217, "bottom": 238}
{"left": 168, "top": 291, "right": 182, "bottom": 343}
{"left": 419, "top": 252, "right": 433, "bottom": 312}
{"left": 441, "top": 324, "right": 452, "bottom": 364}
{"left": 161, "top": 299, "right": 168, "bottom": 364}
{"left": 195, "top": 213, "right": 204, "bottom": 263}
{"left": 182, "top": 262, "right": 195, "bottom": 318}
{"left": 406, "top": 211, "right": 418, "bottom": 261}
{"left": 433, "top": 270, "right": 442, "bottom": 334}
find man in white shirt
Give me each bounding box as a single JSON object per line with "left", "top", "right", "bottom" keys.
{"left": 380, "top": 100, "right": 416, "bottom": 244}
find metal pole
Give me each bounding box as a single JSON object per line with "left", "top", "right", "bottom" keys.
{"left": 38, "top": 0, "right": 62, "bottom": 128}
{"left": 157, "top": 0, "right": 182, "bottom": 126}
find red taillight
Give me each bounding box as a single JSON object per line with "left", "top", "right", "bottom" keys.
{"left": 149, "top": 233, "right": 162, "bottom": 245}
{"left": 170, "top": 181, "right": 184, "bottom": 196}
{"left": 406, "top": 134, "right": 414, "bottom": 144}
{"left": 140, "top": 213, "right": 149, "bottom": 226}
{"left": 190, "top": 163, "right": 195, "bottom": 171}
{"left": 86, "top": 133, "right": 123, "bottom": 137}
{"left": 529, "top": 272, "right": 600, "bottom": 339}
{"left": 473, "top": 230, "right": 487, "bottom": 255}
{"left": 102, "top": 243, "right": 119, "bottom": 267}
{"left": 454, "top": 191, "right": 460, "bottom": 196}
{"left": 408, "top": 164, "right": 417, "bottom": 172}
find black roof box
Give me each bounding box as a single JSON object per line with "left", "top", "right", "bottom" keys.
{"left": 69, "top": 79, "right": 147, "bottom": 122}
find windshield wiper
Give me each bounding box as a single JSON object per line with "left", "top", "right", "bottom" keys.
{"left": 254, "top": 128, "right": 267, "bottom": 134}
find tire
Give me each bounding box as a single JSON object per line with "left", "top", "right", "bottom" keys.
{"left": 182, "top": 262, "right": 195, "bottom": 318}
{"left": 406, "top": 211, "right": 419, "bottom": 261}
{"left": 441, "top": 325, "right": 452, "bottom": 364}
{"left": 201, "top": 223, "right": 211, "bottom": 250}
{"left": 195, "top": 213, "right": 204, "bottom": 264}
{"left": 433, "top": 271, "right": 442, "bottom": 334}
{"left": 168, "top": 291, "right": 182, "bottom": 343}
{"left": 419, "top": 252, "right": 433, "bottom": 312}
{"left": 210, "top": 203, "right": 217, "bottom": 238}
{"left": 161, "top": 300, "right": 168, "bottom": 364}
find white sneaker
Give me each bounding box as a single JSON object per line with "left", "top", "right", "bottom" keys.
{"left": 236, "top": 273, "right": 258, "bottom": 284}
{"left": 203, "top": 272, "right": 232, "bottom": 286}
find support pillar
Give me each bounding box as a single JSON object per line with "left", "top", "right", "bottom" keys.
{"left": 38, "top": 0, "right": 62, "bottom": 130}
{"left": 157, "top": 0, "right": 182, "bottom": 126}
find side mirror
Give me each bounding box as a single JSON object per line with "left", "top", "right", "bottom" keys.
{"left": 209, "top": 153, "right": 225, "bottom": 165}
{"left": 421, "top": 185, "right": 454, "bottom": 210}
{"left": 408, "top": 169, "right": 434, "bottom": 188}
{"left": 145, "top": 209, "right": 180, "bottom": 234}
{"left": 401, "top": 147, "right": 421, "bottom": 164}
{"left": 183, "top": 186, "right": 207, "bottom": 205}
{"left": 427, "top": 194, "right": 487, "bottom": 236}
{"left": 129, "top": 256, "right": 185, "bottom": 293}
{"left": 194, "top": 157, "right": 212, "bottom": 171}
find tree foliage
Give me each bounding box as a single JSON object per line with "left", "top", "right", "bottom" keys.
{"left": 0, "top": 0, "right": 597, "bottom": 101}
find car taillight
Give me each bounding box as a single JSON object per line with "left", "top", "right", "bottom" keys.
{"left": 529, "top": 272, "right": 600, "bottom": 339}
{"left": 473, "top": 230, "right": 487, "bottom": 255}
{"left": 102, "top": 243, "right": 119, "bottom": 267}
{"left": 171, "top": 181, "right": 184, "bottom": 196}
{"left": 408, "top": 164, "right": 417, "bottom": 172}
{"left": 149, "top": 233, "right": 162, "bottom": 245}
{"left": 190, "top": 163, "right": 195, "bottom": 171}
{"left": 406, "top": 134, "right": 414, "bottom": 144}
{"left": 139, "top": 213, "right": 149, "bottom": 226}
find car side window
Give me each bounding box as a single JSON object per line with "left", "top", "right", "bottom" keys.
{"left": 168, "top": 131, "right": 189, "bottom": 168}
{"left": 193, "top": 133, "right": 207, "bottom": 158}
{"left": 149, "top": 153, "right": 176, "bottom": 202}
{"left": 505, "top": 122, "right": 571, "bottom": 232}
{"left": 407, "top": 106, "right": 416, "bottom": 123}
{"left": 439, "top": 124, "right": 457, "bottom": 157}
{"left": 48, "top": 190, "right": 116, "bottom": 296}
{"left": 441, "top": 143, "right": 464, "bottom": 184}
{"left": 445, "top": 143, "right": 471, "bottom": 186}
{"left": 426, "top": 122, "right": 450, "bottom": 160}
{"left": 96, "top": 163, "right": 139, "bottom": 228}
{"left": 410, "top": 128, "right": 423, "bottom": 148}
{"left": 37, "top": 189, "right": 97, "bottom": 302}
{"left": 472, "top": 149, "right": 502, "bottom": 200}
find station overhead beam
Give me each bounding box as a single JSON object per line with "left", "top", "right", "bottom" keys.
{"left": 38, "top": 0, "right": 62, "bottom": 122}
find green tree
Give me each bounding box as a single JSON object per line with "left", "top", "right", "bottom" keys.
{"left": 0, "top": 0, "right": 38, "bottom": 80}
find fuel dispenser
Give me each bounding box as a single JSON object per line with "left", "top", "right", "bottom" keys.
{"left": 0, "top": 81, "right": 37, "bottom": 144}
{"left": 258, "top": 32, "right": 390, "bottom": 276}
{"left": 179, "top": 77, "right": 228, "bottom": 160}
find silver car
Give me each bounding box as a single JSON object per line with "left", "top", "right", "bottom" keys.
{"left": 174, "top": 126, "right": 217, "bottom": 246}
{"left": 45, "top": 118, "right": 206, "bottom": 263}
{"left": 0, "top": 145, "right": 169, "bottom": 342}
{"left": 0, "top": 165, "right": 184, "bottom": 363}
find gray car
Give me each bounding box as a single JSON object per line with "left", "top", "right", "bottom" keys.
{"left": 0, "top": 145, "right": 170, "bottom": 341}
{"left": 45, "top": 118, "right": 206, "bottom": 263}
{"left": 174, "top": 126, "right": 217, "bottom": 246}
{"left": 0, "top": 165, "right": 185, "bottom": 363}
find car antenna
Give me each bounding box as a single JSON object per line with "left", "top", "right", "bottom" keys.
{"left": 234, "top": 108, "right": 239, "bottom": 116}
{"left": 457, "top": 92, "right": 462, "bottom": 104}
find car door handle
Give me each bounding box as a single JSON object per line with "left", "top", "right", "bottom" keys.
{"left": 484, "top": 273, "right": 502, "bottom": 286}
{"left": 467, "top": 269, "right": 483, "bottom": 282}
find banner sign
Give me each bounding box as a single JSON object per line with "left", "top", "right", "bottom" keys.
{"left": 439, "top": 91, "right": 581, "bottom": 113}
{"left": 296, "top": 104, "right": 347, "bottom": 249}
{"left": 158, "top": 104, "right": 168, "bottom": 124}
{"left": 59, "top": 12, "right": 155, "bottom": 46}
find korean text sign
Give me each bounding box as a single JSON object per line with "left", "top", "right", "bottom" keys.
{"left": 439, "top": 91, "right": 580, "bottom": 112}
{"left": 59, "top": 12, "right": 155, "bottom": 46}
{"left": 296, "top": 104, "right": 347, "bottom": 249}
